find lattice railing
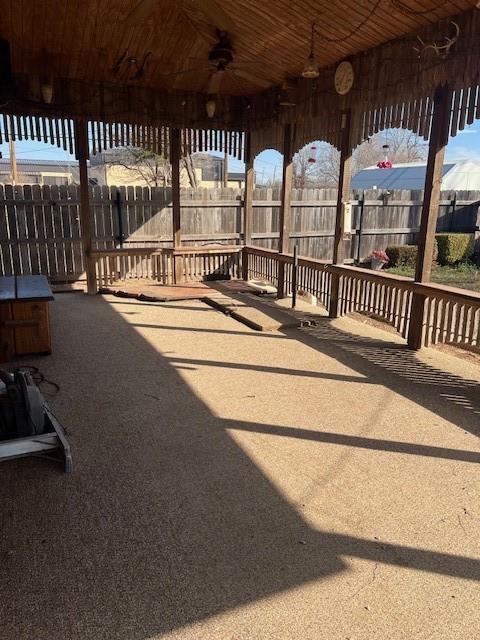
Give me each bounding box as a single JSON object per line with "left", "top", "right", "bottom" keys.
{"left": 243, "top": 247, "right": 480, "bottom": 350}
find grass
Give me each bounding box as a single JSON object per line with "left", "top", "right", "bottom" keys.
{"left": 385, "top": 262, "right": 480, "bottom": 292}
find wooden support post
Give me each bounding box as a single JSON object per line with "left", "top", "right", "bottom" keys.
{"left": 329, "top": 110, "right": 352, "bottom": 318}
{"left": 408, "top": 85, "right": 452, "bottom": 350}
{"left": 74, "top": 119, "right": 97, "bottom": 295}
{"left": 277, "top": 123, "right": 293, "bottom": 299}
{"left": 170, "top": 127, "right": 183, "bottom": 283}
{"left": 243, "top": 131, "right": 254, "bottom": 249}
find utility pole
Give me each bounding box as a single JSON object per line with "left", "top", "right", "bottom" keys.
{"left": 9, "top": 139, "right": 18, "bottom": 184}
{"left": 223, "top": 149, "right": 228, "bottom": 187}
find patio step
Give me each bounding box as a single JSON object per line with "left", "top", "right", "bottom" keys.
{"left": 203, "top": 293, "right": 301, "bottom": 331}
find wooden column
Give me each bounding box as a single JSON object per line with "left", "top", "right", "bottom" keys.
{"left": 170, "top": 127, "right": 183, "bottom": 283}
{"left": 407, "top": 85, "right": 452, "bottom": 349}
{"left": 242, "top": 132, "right": 254, "bottom": 280}
{"left": 74, "top": 119, "right": 97, "bottom": 295}
{"left": 329, "top": 109, "right": 352, "bottom": 317}
{"left": 277, "top": 123, "right": 293, "bottom": 299}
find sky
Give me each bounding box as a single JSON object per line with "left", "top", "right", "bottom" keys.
{"left": 0, "top": 121, "right": 478, "bottom": 184}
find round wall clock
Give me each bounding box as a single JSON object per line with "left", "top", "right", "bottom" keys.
{"left": 334, "top": 61, "right": 355, "bottom": 95}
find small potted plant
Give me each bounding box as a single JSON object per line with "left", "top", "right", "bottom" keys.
{"left": 370, "top": 249, "right": 389, "bottom": 270}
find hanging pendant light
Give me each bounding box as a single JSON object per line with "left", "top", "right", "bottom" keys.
{"left": 206, "top": 97, "right": 216, "bottom": 118}
{"left": 302, "top": 23, "right": 319, "bottom": 79}
{"left": 41, "top": 80, "right": 54, "bottom": 104}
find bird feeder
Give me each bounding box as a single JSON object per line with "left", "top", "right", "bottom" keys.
{"left": 377, "top": 143, "right": 393, "bottom": 169}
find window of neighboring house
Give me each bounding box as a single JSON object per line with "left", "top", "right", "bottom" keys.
{"left": 22, "top": 174, "right": 41, "bottom": 184}
{"left": 41, "top": 173, "right": 72, "bottom": 186}
{"left": 0, "top": 172, "right": 40, "bottom": 183}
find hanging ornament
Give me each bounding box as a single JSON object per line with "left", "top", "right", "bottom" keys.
{"left": 377, "top": 143, "right": 393, "bottom": 169}
{"left": 308, "top": 144, "right": 317, "bottom": 164}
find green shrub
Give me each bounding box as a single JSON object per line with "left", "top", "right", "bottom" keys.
{"left": 435, "top": 233, "right": 474, "bottom": 265}
{"left": 386, "top": 242, "right": 438, "bottom": 268}
{"left": 385, "top": 245, "right": 417, "bottom": 268}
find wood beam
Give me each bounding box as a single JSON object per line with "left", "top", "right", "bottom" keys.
{"left": 333, "top": 110, "right": 352, "bottom": 265}
{"left": 408, "top": 84, "right": 452, "bottom": 350}
{"left": 73, "top": 119, "right": 97, "bottom": 295}
{"left": 170, "top": 127, "right": 183, "bottom": 283}
{"left": 243, "top": 132, "right": 254, "bottom": 247}
{"left": 330, "top": 110, "right": 352, "bottom": 318}
{"left": 277, "top": 123, "right": 293, "bottom": 299}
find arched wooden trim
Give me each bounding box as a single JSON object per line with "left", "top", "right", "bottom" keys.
{"left": 0, "top": 114, "right": 76, "bottom": 156}
{"left": 0, "top": 114, "right": 246, "bottom": 162}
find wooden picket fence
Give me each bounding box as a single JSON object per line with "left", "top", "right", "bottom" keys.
{"left": 1, "top": 184, "right": 479, "bottom": 282}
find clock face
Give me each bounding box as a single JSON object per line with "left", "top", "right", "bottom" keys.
{"left": 334, "top": 61, "right": 354, "bottom": 95}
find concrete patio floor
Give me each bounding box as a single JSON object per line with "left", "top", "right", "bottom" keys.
{"left": 1, "top": 292, "right": 480, "bottom": 640}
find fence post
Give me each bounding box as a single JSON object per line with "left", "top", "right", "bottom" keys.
{"left": 355, "top": 190, "right": 365, "bottom": 265}
{"left": 115, "top": 188, "right": 124, "bottom": 248}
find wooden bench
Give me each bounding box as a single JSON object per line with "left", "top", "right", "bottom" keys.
{"left": 0, "top": 275, "right": 54, "bottom": 361}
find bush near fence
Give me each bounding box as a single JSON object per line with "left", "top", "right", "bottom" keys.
{"left": 435, "top": 233, "right": 475, "bottom": 265}
{"left": 386, "top": 242, "right": 438, "bottom": 268}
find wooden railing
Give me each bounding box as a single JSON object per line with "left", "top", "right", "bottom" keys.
{"left": 89, "top": 244, "right": 480, "bottom": 351}
{"left": 243, "top": 246, "right": 332, "bottom": 309}
{"left": 243, "top": 246, "right": 480, "bottom": 350}
{"left": 332, "top": 265, "right": 414, "bottom": 340}
{"left": 90, "top": 245, "right": 243, "bottom": 290}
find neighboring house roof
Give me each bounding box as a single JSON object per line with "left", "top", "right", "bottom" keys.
{"left": 0, "top": 158, "right": 80, "bottom": 173}
{"left": 350, "top": 160, "right": 480, "bottom": 191}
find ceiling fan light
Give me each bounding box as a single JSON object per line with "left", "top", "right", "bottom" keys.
{"left": 302, "top": 53, "right": 319, "bottom": 79}
{"left": 206, "top": 98, "right": 216, "bottom": 118}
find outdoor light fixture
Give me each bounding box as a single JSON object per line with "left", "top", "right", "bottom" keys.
{"left": 41, "top": 81, "right": 54, "bottom": 104}
{"left": 302, "top": 23, "right": 319, "bottom": 79}
{"left": 278, "top": 80, "right": 296, "bottom": 107}
{"left": 206, "top": 98, "right": 216, "bottom": 118}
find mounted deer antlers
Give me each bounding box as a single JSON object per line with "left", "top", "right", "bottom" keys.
{"left": 413, "top": 21, "right": 459, "bottom": 59}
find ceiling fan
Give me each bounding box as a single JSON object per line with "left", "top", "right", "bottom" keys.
{"left": 174, "top": 31, "right": 271, "bottom": 93}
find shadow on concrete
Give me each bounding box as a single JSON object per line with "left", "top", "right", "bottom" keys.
{"left": 0, "top": 294, "right": 479, "bottom": 640}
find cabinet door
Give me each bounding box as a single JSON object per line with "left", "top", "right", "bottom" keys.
{"left": 0, "top": 303, "right": 15, "bottom": 362}
{"left": 13, "top": 301, "right": 51, "bottom": 355}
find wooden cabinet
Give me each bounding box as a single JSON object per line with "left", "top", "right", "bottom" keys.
{"left": 0, "top": 276, "right": 53, "bottom": 362}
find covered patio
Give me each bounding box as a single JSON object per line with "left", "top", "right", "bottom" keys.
{"left": 1, "top": 1, "right": 480, "bottom": 638}
{"left": 2, "top": 292, "right": 480, "bottom": 638}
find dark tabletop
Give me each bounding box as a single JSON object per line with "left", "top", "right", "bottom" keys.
{"left": 0, "top": 275, "right": 54, "bottom": 302}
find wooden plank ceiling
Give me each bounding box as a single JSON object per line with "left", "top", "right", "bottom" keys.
{"left": 0, "top": 0, "right": 477, "bottom": 97}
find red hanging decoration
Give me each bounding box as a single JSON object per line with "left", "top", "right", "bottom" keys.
{"left": 377, "top": 143, "right": 393, "bottom": 169}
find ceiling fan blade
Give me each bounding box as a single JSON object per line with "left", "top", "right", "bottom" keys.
{"left": 125, "top": 0, "right": 158, "bottom": 25}
{"left": 160, "top": 66, "right": 211, "bottom": 78}
{"left": 206, "top": 69, "right": 225, "bottom": 94}
{"left": 230, "top": 68, "right": 271, "bottom": 89}
{"left": 192, "top": 0, "right": 236, "bottom": 33}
